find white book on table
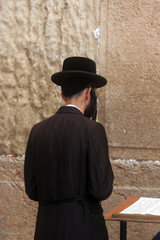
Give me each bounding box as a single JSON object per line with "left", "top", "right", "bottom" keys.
{"left": 120, "top": 197, "right": 160, "bottom": 216}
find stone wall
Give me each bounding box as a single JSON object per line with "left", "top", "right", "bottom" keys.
{"left": 0, "top": 155, "right": 37, "bottom": 240}
{"left": 0, "top": 0, "right": 101, "bottom": 154}
{"left": 98, "top": 0, "right": 160, "bottom": 161}
{"left": 0, "top": 0, "right": 160, "bottom": 240}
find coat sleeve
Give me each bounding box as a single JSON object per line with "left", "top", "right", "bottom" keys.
{"left": 87, "top": 122, "right": 114, "bottom": 201}
{"left": 24, "top": 128, "right": 38, "bottom": 201}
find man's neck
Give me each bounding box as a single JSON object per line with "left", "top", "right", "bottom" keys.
{"left": 66, "top": 104, "right": 83, "bottom": 113}
{"left": 66, "top": 100, "right": 85, "bottom": 114}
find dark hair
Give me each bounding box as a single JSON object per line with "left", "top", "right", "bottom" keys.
{"left": 62, "top": 88, "right": 84, "bottom": 99}
{"left": 84, "top": 88, "right": 97, "bottom": 121}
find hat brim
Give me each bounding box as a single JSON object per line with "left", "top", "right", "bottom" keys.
{"left": 51, "top": 71, "right": 107, "bottom": 88}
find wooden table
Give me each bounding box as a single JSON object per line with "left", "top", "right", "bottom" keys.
{"left": 104, "top": 198, "right": 160, "bottom": 240}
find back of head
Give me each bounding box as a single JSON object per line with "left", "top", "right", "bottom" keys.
{"left": 51, "top": 56, "right": 107, "bottom": 120}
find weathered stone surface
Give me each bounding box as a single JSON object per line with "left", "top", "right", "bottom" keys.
{"left": 0, "top": 156, "right": 37, "bottom": 240}
{"left": 0, "top": 180, "right": 37, "bottom": 240}
{"left": 109, "top": 146, "right": 160, "bottom": 161}
{"left": 111, "top": 159, "right": 160, "bottom": 188}
{"left": 0, "top": 0, "right": 100, "bottom": 154}
{"left": 99, "top": 0, "right": 160, "bottom": 160}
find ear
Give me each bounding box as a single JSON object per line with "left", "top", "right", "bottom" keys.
{"left": 85, "top": 87, "right": 92, "bottom": 100}
{"left": 61, "top": 92, "right": 67, "bottom": 102}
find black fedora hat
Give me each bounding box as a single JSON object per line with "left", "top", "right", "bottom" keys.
{"left": 51, "top": 56, "right": 107, "bottom": 96}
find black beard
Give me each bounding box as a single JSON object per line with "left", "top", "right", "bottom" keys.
{"left": 84, "top": 88, "right": 97, "bottom": 121}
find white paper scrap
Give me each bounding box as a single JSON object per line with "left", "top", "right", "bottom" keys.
{"left": 121, "top": 197, "right": 160, "bottom": 216}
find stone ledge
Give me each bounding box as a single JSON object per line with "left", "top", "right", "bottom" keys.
{"left": 111, "top": 158, "right": 160, "bottom": 188}
{"left": 109, "top": 147, "right": 160, "bottom": 161}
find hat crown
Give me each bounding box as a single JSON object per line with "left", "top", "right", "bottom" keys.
{"left": 63, "top": 57, "right": 96, "bottom": 74}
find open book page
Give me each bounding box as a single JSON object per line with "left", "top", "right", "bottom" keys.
{"left": 120, "top": 197, "right": 160, "bottom": 216}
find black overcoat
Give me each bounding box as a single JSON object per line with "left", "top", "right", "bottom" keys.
{"left": 24, "top": 106, "right": 114, "bottom": 240}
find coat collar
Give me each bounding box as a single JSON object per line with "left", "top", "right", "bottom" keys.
{"left": 56, "top": 106, "right": 83, "bottom": 115}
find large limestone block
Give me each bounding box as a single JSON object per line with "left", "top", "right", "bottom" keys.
{"left": 0, "top": 156, "right": 37, "bottom": 240}
{"left": 99, "top": 0, "right": 160, "bottom": 160}
{"left": 0, "top": 180, "right": 37, "bottom": 240}
{"left": 0, "top": 0, "right": 101, "bottom": 154}
{"left": 111, "top": 159, "right": 160, "bottom": 188}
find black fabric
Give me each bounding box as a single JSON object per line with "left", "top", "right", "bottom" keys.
{"left": 24, "top": 106, "right": 114, "bottom": 240}
{"left": 62, "top": 56, "right": 96, "bottom": 73}
{"left": 152, "top": 232, "right": 160, "bottom": 240}
{"left": 34, "top": 200, "right": 108, "bottom": 240}
{"left": 51, "top": 57, "right": 107, "bottom": 96}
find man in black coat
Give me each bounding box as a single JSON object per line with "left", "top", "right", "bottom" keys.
{"left": 24, "top": 56, "right": 114, "bottom": 240}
